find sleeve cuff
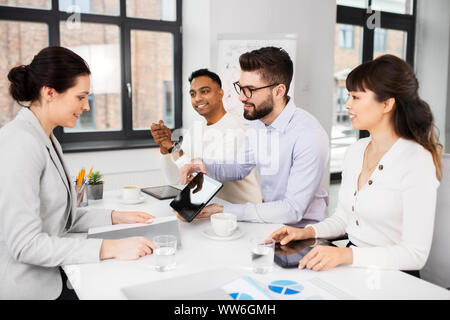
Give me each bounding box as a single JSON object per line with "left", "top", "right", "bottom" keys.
{"left": 349, "top": 246, "right": 384, "bottom": 269}
{"left": 70, "top": 208, "right": 112, "bottom": 233}
{"left": 350, "top": 246, "right": 364, "bottom": 267}
{"left": 223, "top": 203, "right": 246, "bottom": 221}
{"left": 174, "top": 154, "right": 191, "bottom": 169}
{"left": 305, "top": 220, "right": 339, "bottom": 240}
{"left": 88, "top": 238, "right": 104, "bottom": 263}
{"left": 161, "top": 153, "right": 173, "bottom": 162}
{"left": 304, "top": 224, "right": 319, "bottom": 239}
{"left": 93, "top": 209, "right": 114, "bottom": 227}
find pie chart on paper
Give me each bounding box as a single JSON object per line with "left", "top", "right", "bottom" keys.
{"left": 268, "top": 280, "right": 304, "bottom": 295}
{"left": 229, "top": 292, "right": 254, "bottom": 300}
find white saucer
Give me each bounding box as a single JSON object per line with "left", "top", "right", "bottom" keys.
{"left": 201, "top": 226, "right": 243, "bottom": 241}
{"left": 119, "top": 196, "right": 146, "bottom": 205}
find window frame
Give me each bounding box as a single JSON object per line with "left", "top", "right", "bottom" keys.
{"left": 0, "top": 0, "right": 183, "bottom": 153}
{"left": 332, "top": 0, "right": 417, "bottom": 183}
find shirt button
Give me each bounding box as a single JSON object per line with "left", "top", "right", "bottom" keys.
{"left": 379, "top": 165, "right": 384, "bottom": 171}
{"left": 352, "top": 205, "right": 354, "bottom": 212}
{"left": 354, "top": 191, "right": 357, "bottom": 196}
{"left": 368, "top": 180, "right": 373, "bottom": 185}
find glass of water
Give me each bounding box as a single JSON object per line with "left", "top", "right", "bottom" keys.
{"left": 251, "top": 237, "right": 275, "bottom": 274}
{"left": 153, "top": 235, "right": 177, "bottom": 272}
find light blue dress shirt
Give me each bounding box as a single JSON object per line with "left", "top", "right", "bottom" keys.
{"left": 204, "top": 98, "right": 330, "bottom": 226}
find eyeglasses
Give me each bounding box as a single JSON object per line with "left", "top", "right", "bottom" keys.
{"left": 233, "top": 81, "right": 279, "bottom": 99}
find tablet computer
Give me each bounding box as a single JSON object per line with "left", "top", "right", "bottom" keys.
{"left": 141, "top": 185, "right": 180, "bottom": 200}
{"left": 274, "top": 239, "right": 331, "bottom": 268}
{"left": 169, "top": 174, "right": 223, "bottom": 223}
{"left": 87, "top": 217, "right": 182, "bottom": 247}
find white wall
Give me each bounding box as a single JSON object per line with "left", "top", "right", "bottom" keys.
{"left": 415, "top": 0, "right": 450, "bottom": 150}
{"left": 447, "top": 27, "right": 450, "bottom": 151}
{"left": 65, "top": 0, "right": 337, "bottom": 191}
{"left": 209, "top": 0, "right": 336, "bottom": 142}
{"left": 182, "top": 0, "right": 211, "bottom": 130}
{"left": 64, "top": 148, "right": 166, "bottom": 191}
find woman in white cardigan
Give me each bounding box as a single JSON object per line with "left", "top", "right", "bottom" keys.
{"left": 0, "top": 47, "right": 156, "bottom": 300}
{"left": 270, "top": 55, "right": 443, "bottom": 276}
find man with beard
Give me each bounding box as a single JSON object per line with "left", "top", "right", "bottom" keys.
{"left": 151, "top": 69, "right": 262, "bottom": 205}
{"left": 178, "top": 47, "right": 329, "bottom": 227}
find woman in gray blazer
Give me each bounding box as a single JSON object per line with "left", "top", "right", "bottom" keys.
{"left": 0, "top": 46, "right": 156, "bottom": 300}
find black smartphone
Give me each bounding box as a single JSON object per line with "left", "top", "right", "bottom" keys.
{"left": 274, "top": 239, "right": 330, "bottom": 268}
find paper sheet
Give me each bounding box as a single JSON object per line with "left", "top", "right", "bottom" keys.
{"left": 88, "top": 216, "right": 177, "bottom": 235}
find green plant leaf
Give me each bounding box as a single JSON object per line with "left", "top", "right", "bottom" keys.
{"left": 88, "top": 171, "right": 104, "bottom": 185}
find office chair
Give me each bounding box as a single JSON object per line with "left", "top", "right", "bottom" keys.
{"left": 421, "top": 154, "right": 450, "bottom": 290}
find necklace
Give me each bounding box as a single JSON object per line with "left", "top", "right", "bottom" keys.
{"left": 363, "top": 142, "right": 387, "bottom": 174}
{"left": 355, "top": 142, "right": 388, "bottom": 227}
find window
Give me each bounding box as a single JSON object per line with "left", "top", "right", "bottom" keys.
{"left": 331, "top": 0, "right": 416, "bottom": 181}
{"left": 371, "top": 0, "right": 414, "bottom": 15}
{"left": 374, "top": 28, "right": 387, "bottom": 52}
{"left": 58, "top": 0, "right": 120, "bottom": 16}
{"left": 332, "top": 24, "right": 363, "bottom": 174}
{"left": 374, "top": 28, "right": 407, "bottom": 59}
{"left": 336, "top": 0, "right": 368, "bottom": 10}
{"left": 0, "top": 0, "right": 182, "bottom": 152}
{"left": 130, "top": 30, "right": 174, "bottom": 130}
{"left": 0, "top": 0, "right": 51, "bottom": 10}
{"left": 61, "top": 21, "right": 122, "bottom": 133}
{"left": 0, "top": 20, "right": 49, "bottom": 127}
{"left": 339, "top": 24, "right": 355, "bottom": 49}
{"left": 126, "top": 0, "right": 176, "bottom": 21}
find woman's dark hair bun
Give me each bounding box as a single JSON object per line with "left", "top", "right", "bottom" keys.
{"left": 7, "top": 46, "right": 91, "bottom": 106}
{"left": 8, "top": 65, "right": 35, "bottom": 105}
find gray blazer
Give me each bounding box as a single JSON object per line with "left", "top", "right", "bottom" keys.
{"left": 0, "top": 108, "right": 112, "bottom": 300}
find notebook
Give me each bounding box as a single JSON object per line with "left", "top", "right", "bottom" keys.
{"left": 87, "top": 216, "right": 181, "bottom": 246}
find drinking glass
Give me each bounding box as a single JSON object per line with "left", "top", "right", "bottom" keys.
{"left": 153, "top": 235, "right": 177, "bottom": 272}
{"left": 251, "top": 237, "right": 275, "bottom": 274}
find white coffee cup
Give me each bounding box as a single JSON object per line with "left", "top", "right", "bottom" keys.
{"left": 122, "top": 186, "right": 141, "bottom": 200}
{"left": 211, "top": 213, "right": 237, "bottom": 237}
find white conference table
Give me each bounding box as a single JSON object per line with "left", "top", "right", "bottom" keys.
{"left": 63, "top": 190, "right": 450, "bottom": 300}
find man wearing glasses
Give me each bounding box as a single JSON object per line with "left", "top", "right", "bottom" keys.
{"left": 179, "top": 47, "right": 329, "bottom": 227}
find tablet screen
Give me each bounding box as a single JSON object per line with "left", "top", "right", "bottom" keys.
{"left": 274, "top": 239, "right": 330, "bottom": 268}
{"left": 141, "top": 186, "right": 180, "bottom": 200}
{"left": 169, "top": 174, "right": 223, "bottom": 222}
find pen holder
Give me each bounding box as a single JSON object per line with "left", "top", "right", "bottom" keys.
{"left": 74, "top": 182, "right": 88, "bottom": 207}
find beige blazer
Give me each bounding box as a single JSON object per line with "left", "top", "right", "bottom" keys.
{"left": 0, "top": 108, "right": 112, "bottom": 300}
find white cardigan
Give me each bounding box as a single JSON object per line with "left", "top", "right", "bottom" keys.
{"left": 309, "top": 137, "right": 439, "bottom": 270}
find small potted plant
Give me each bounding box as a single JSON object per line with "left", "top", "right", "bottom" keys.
{"left": 87, "top": 171, "right": 104, "bottom": 200}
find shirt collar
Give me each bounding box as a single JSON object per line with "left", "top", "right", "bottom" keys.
{"left": 265, "top": 97, "right": 296, "bottom": 133}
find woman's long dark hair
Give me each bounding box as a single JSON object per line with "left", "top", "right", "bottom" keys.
{"left": 7, "top": 46, "right": 91, "bottom": 106}
{"left": 346, "top": 54, "right": 443, "bottom": 180}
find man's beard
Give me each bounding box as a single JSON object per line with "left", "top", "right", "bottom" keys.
{"left": 243, "top": 94, "right": 274, "bottom": 120}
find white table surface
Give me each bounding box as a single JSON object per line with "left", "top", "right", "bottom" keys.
{"left": 63, "top": 190, "right": 450, "bottom": 300}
